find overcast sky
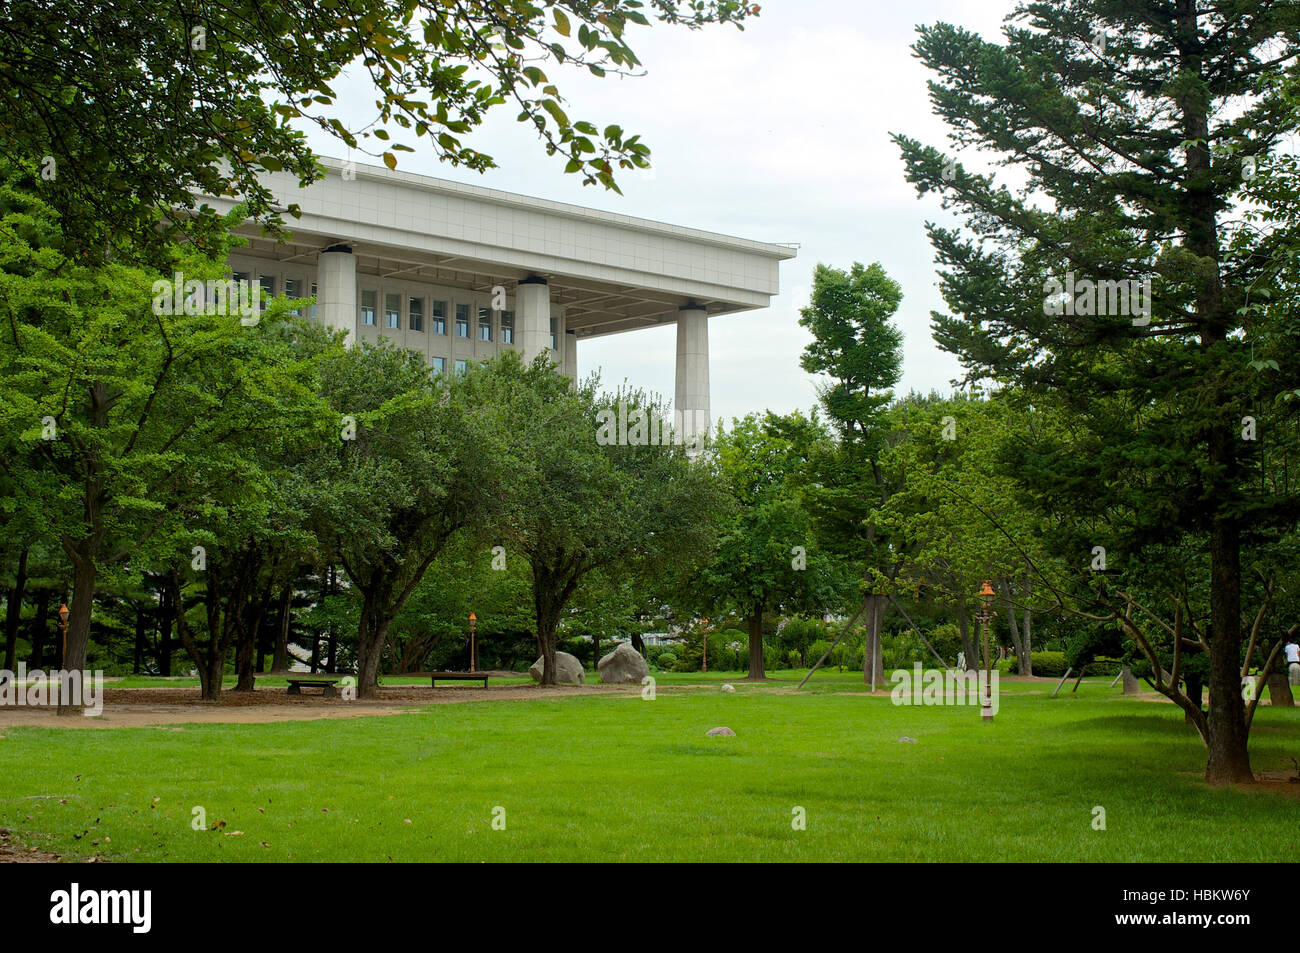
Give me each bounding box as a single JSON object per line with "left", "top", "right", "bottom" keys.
{"left": 300, "top": 0, "right": 1017, "bottom": 427}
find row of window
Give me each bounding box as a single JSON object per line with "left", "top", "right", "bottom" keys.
{"left": 232, "top": 272, "right": 317, "bottom": 317}
{"left": 231, "top": 273, "right": 559, "bottom": 350}
{"left": 358, "top": 291, "right": 528, "bottom": 344}
{"left": 429, "top": 357, "right": 469, "bottom": 376}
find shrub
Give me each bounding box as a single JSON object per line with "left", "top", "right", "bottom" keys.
{"left": 763, "top": 643, "right": 782, "bottom": 670}
{"left": 1024, "top": 651, "right": 1068, "bottom": 677}
{"left": 927, "top": 622, "right": 964, "bottom": 663}
{"left": 1088, "top": 656, "right": 1123, "bottom": 677}
{"left": 998, "top": 651, "right": 1068, "bottom": 677}
{"left": 829, "top": 642, "right": 854, "bottom": 670}
{"left": 883, "top": 633, "right": 916, "bottom": 671}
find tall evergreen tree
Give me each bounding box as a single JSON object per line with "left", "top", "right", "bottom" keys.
{"left": 895, "top": 0, "right": 1300, "bottom": 782}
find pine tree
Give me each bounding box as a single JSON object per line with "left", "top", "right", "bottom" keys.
{"left": 895, "top": 1, "right": 1300, "bottom": 783}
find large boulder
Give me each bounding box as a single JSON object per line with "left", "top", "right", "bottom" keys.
{"left": 529, "top": 651, "right": 585, "bottom": 684}
{"left": 598, "top": 642, "right": 650, "bottom": 684}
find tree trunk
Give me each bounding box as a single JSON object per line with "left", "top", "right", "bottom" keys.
{"left": 875, "top": 597, "right": 887, "bottom": 684}
{"left": 1266, "top": 673, "right": 1294, "bottom": 708}
{"left": 58, "top": 548, "right": 97, "bottom": 715}
{"left": 1205, "top": 511, "right": 1251, "bottom": 783}
{"left": 861, "top": 595, "right": 886, "bottom": 689}
{"left": 535, "top": 608, "right": 559, "bottom": 686}
{"left": 234, "top": 584, "right": 271, "bottom": 692}
{"left": 630, "top": 632, "right": 646, "bottom": 655}
{"left": 59, "top": 381, "right": 108, "bottom": 693}
{"left": 132, "top": 605, "right": 147, "bottom": 675}
{"left": 157, "top": 583, "right": 174, "bottom": 676}
{"left": 323, "top": 565, "right": 336, "bottom": 674}
{"left": 271, "top": 584, "right": 292, "bottom": 672}
{"left": 1185, "top": 675, "right": 1204, "bottom": 726}
{"left": 357, "top": 614, "right": 389, "bottom": 699}
{"left": 592, "top": 630, "right": 601, "bottom": 670}
{"left": 355, "top": 589, "right": 394, "bottom": 698}
{"left": 999, "top": 578, "right": 1030, "bottom": 675}
{"left": 532, "top": 576, "right": 564, "bottom": 686}
{"left": 29, "top": 587, "right": 50, "bottom": 668}
{"left": 171, "top": 573, "right": 225, "bottom": 702}
{"left": 52, "top": 599, "right": 64, "bottom": 672}
{"left": 530, "top": 564, "right": 575, "bottom": 686}
{"left": 956, "top": 604, "right": 976, "bottom": 671}
{"left": 745, "top": 609, "right": 765, "bottom": 681}
{"left": 1121, "top": 666, "right": 1140, "bottom": 694}
{"left": 234, "top": 619, "right": 258, "bottom": 691}
{"left": 202, "top": 653, "right": 224, "bottom": 701}
{"left": 1021, "top": 568, "right": 1033, "bottom": 664}
{"left": 862, "top": 598, "right": 872, "bottom": 686}
{"left": 3, "top": 547, "right": 29, "bottom": 674}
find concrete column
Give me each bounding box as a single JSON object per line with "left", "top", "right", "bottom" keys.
{"left": 674, "top": 305, "right": 710, "bottom": 444}
{"left": 317, "top": 245, "right": 356, "bottom": 345}
{"left": 517, "top": 277, "right": 551, "bottom": 364}
{"left": 563, "top": 330, "right": 577, "bottom": 381}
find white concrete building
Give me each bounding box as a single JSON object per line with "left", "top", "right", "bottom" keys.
{"left": 206, "top": 158, "right": 796, "bottom": 433}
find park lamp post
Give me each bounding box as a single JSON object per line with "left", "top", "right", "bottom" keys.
{"left": 58, "top": 602, "right": 70, "bottom": 668}
{"left": 468, "top": 612, "right": 477, "bottom": 673}
{"left": 975, "top": 581, "right": 997, "bottom": 721}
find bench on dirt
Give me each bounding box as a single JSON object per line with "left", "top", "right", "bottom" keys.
{"left": 286, "top": 677, "right": 340, "bottom": 697}
{"left": 429, "top": 672, "right": 489, "bottom": 688}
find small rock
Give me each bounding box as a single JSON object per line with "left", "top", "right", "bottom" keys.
{"left": 706, "top": 726, "right": 736, "bottom": 737}
{"left": 899, "top": 736, "right": 918, "bottom": 743}
{"left": 720, "top": 684, "right": 735, "bottom": 693}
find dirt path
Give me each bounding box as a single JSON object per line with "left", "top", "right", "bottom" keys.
{"left": 0, "top": 683, "right": 648, "bottom": 729}
{"left": 0, "top": 828, "right": 63, "bottom": 862}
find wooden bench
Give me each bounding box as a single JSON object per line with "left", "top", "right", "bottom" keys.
{"left": 286, "top": 678, "right": 340, "bottom": 697}
{"left": 429, "top": 672, "right": 489, "bottom": 688}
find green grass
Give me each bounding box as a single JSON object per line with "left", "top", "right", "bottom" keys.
{"left": 1, "top": 674, "right": 1297, "bottom": 862}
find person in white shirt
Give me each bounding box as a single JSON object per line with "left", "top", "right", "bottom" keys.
{"left": 1286, "top": 638, "right": 1300, "bottom": 686}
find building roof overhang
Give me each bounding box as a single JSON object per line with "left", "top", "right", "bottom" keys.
{"left": 201, "top": 157, "right": 796, "bottom": 339}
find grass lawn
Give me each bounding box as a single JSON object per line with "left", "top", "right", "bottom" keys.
{"left": 1, "top": 672, "right": 1297, "bottom": 862}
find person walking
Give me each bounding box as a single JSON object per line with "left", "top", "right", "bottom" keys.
{"left": 1286, "top": 636, "right": 1300, "bottom": 687}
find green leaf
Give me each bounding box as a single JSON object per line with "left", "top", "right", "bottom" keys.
{"left": 540, "top": 99, "right": 569, "bottom": 128}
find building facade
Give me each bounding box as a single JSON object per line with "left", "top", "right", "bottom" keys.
{"left": 208, "top": 158, "right": 796, "bottom": 432}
